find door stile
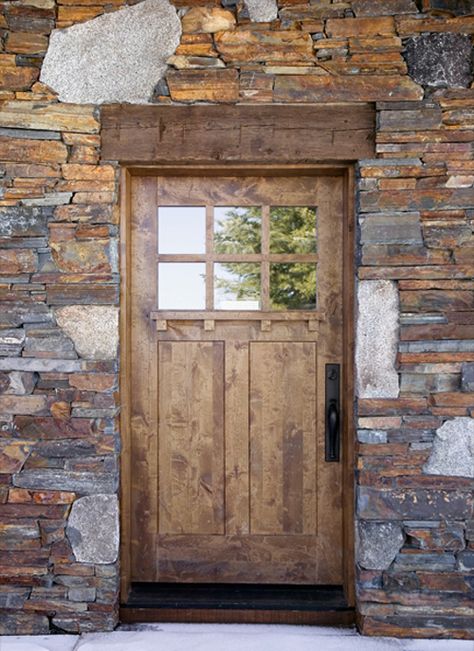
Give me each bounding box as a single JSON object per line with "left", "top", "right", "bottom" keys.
{"left": 130, "top": 176, "right": 159, "bottom": 580}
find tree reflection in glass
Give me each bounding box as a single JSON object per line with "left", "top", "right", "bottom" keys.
{"left": 214, "top": 207, "right": 261, "bottom": 254}
{"left": 213, "top": 206, "right": 317, "bottom": 311}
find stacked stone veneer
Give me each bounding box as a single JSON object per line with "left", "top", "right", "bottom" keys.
{"left": 0, "top": 0, "right": 473, "bottom": 639}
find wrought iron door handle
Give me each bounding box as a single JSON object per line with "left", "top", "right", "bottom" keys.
{"left": 327, "top": 401, "right": 339, "bottom": 462}
{"left": 325, "top": 364, "right": 340, "bottom": 462}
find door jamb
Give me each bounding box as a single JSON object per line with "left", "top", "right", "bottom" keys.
{"left": 119, "top": 163, "right": 356, "bottom": 613}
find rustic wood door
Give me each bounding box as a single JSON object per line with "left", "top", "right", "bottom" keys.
{"left": 129, "top": 173, "right": 344, "bottom": 586}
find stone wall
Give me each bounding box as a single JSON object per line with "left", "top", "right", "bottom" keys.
{"left": 0, "top": 0, "right": 473, "bottom": 638}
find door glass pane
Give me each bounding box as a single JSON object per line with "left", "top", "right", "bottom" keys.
{"left": 214, "top": 207, "right": 261, "bottom": 254}
{"left": 158, "top": 206, "right": 206, "bottom": 254}
{"left": 270, "top": 263, "right": 316, "bottom": 311}
{"left": 269, "top": 207, "right": 317, "bottom": 254}
{"left": 158, "top": 263, "right": 206, "bottom": 309}
{"left": 214, "top": 263, "right": 260, "bottom": 310}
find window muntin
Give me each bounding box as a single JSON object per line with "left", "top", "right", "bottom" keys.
{"left": 157, "top": 205, "right": 318, "bottom": 311}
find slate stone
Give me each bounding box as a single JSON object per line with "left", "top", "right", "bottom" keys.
{"left": 0, "top": 357, "right": 82, "bottom": 372}
{"left": 24, "top": 330, "right": 77, "bottom": 359}
{"left": 356, "top": 280, "right": 400, "bottom": 399}
{"left": 0, "top": 206, "right": 52, "bottom": 239}
{"left": 357, "top": 429, "right": 388, "bottom": 444}
{"left": 0, "top": 329, "right": 25, "bottom": 356}
{"left": 457, "top": 551, "right": 474, "bottom": 572}
{"left": 22, "top": 193, "right": 73, "bottom": 207}
{"left": 425, "top": 0, "right": 474, "bottom": 15}
{"left": 424, "top": 417, "right": 474, "bottom": 479}
{"left": 0, "top": 612, "right": 49, "bottom": 635}
{"left": 67, "top": 494, "right": 119, "bottom": 564}
{"left": 41, "top": 0, "right": 181, "bottom": 104}
{"left": 352, "top": 0, "right": 418, "bottom": 15}
{"left": 461, "top": 363, "right": 474, "bottom": 392}
{"left": 405, "top": 33, "right": 473, "bottom": 89}
{"left": 55, "top": 306, "right": 119, "bottom": 360}
{"left": 0, "top": 127, "right": 61, "bottom": 140}
{"left": 0, "top": 587, "right": 30, "bottom": 609}
{"left": 13, "top": 469, "right": 118, "bottom": 495}
{"left": 357, "top": 521, "right": 404, "bottom": 570}
{"left": 68, "top": 587, "right": 96, "bottom": 602}
{"left": 405, "top": 522, "right": 465, "bottom": 551}
{"left": 392, "top": 552, "right": 456, "bottom": 571}
{"left": 359, "top": 213, "right": 423, "bottom": 245}
{"left": 35, "top": 439, "right": 96, "bottom": 458}
{"left": 358, "top": 487, "right": 473, "bottom": 520}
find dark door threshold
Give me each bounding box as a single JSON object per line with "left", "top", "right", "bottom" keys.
{"left": 121, "top": 583, "right": 355, "bottom": 625}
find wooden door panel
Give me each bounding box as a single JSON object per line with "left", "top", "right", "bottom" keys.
{"left": 130, "top": 173, "right": 345, "bottom": 586}
{"left": 156, "top": 534, "right": 324, "bottom": 584}
{"left": 158, "top": 341, "right": 225, "bottom": 535}
{"left": 249, "top": 342, "right": 317, "bottom": 536}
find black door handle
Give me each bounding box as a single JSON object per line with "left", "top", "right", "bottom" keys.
{"left": 327, "top": 401, "right": 339, "bottom": 462}
{"left": 325, "top": 364, "right": 340, "bottom": 462}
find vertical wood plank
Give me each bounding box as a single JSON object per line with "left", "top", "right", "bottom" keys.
{"left": 249, "top": 342, "right": 317, "bottom": 535}
{"left": 314, "top": 176, "right": 344, "bottom": 582}
{"left": 224, "top": 339, "right": 250, "bottom": 535}
{"left": 130, "top": 175, "right": 158, "bottom": 580}
{"left": 119, "top": 168, "right": 132, "bottom": 600}
{"left": 159, "top": 341, "right": 225, "bottom": 535}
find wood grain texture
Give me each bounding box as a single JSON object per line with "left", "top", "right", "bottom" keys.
{"left": 129, "top": 176, "right": 159, "bottom": 580}
{"left": 158, "top": 341, "right": 225, "bottom": 535}
{"left": 156, "top": 534, "right": 327, "bottom": 584}
{"left": 249, "top": 342, "right": 317, "bottom": 536}
{"left": 129, "top": 172, "right": 345, "bottom": 587}
{"left": 102, "top": 105, "right": 375, "bottom": 164}
{"left": 121, "top": 608, "right": 355, "bottom": 626}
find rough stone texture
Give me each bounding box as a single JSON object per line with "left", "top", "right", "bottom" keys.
{"left": 424, "top": 418, "right": 474, "bottom": 479}
{"left": 356, "top": 281, "right": 400, "bottom": 399}
{"left": 461, "top": 363, "right": 474, "bottom": 392}
{"left": 353, "top": 0, "right": 418, "bottom": 15}
{"left": 1, "top": 0, "right": 474, "bottom": 639}
{"left": 357, "top": 522, "right": 404, "bottom": 570}
{"left": 55, "top": 306, "right": 118, "bottom": 360}
{"left": 67, "top": 495, "right": 119, "bottom": 564}
{"left": 13, "top": 469, "right": 118, "bottom": 494}
{"left": 405, "top": 34, "right": 473, "bottom": 89}
{"left": 244, "top": 0, "right": 278, "bottom": 23}
{"left": 40, "top": 0, "right": 181, "bottom": 104}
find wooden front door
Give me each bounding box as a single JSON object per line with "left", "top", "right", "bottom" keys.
{"left": 129, "top": 172, "right": 344, "bottom": 586}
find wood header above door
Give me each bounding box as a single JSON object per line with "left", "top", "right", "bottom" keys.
{"left": 101, "top": 104, "right": 375, "bottom": 164}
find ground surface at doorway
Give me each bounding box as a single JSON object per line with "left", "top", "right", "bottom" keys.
{"left": 0, "top": 624, "right": 472, "bottom": 651}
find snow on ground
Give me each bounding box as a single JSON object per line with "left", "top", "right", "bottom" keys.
{"left": 0, "top": 624, "right": 472, "bottom": 651}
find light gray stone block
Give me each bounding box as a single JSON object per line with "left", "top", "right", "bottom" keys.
{"left": 357, "top": 429, "right": 388, "bottom": 444}
{"left": 357, "top": 521, "right": 404, "bottom": 570}
{"left": 67, "top": 495, "right": 119, "bottom": 564}
{"left": 0, "top": 371, "right": 36, "bottom": 395}
{"left": 356, "top": 280, "right": 399, "bottom": 399}
{"left": 244, "top": 0, "right": 278, "bottom": 22}
{"left": 461, "top": 363, "right": 474, "bottom": 392}
{"left": 0, "top": 329, "right": 25, "bottom": 356}
{"left": 55, "top": 306, "right": 118, "bottom": 360}
{"left": 424, "top": 417, "right": 474, "bottom": 479}
{"left": 0, "top": 358, "right": 82, "bottom": 372}
{"left": 40, "top": 0, "right": 181, "bottom": 104}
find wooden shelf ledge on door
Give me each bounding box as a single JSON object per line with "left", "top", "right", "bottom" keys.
{"left": 149, "top": 310, "right": 326, "bottom": 332}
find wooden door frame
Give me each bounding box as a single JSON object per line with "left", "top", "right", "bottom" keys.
{"left": 119, "top": 163, "right": 356, "bottom": 612}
